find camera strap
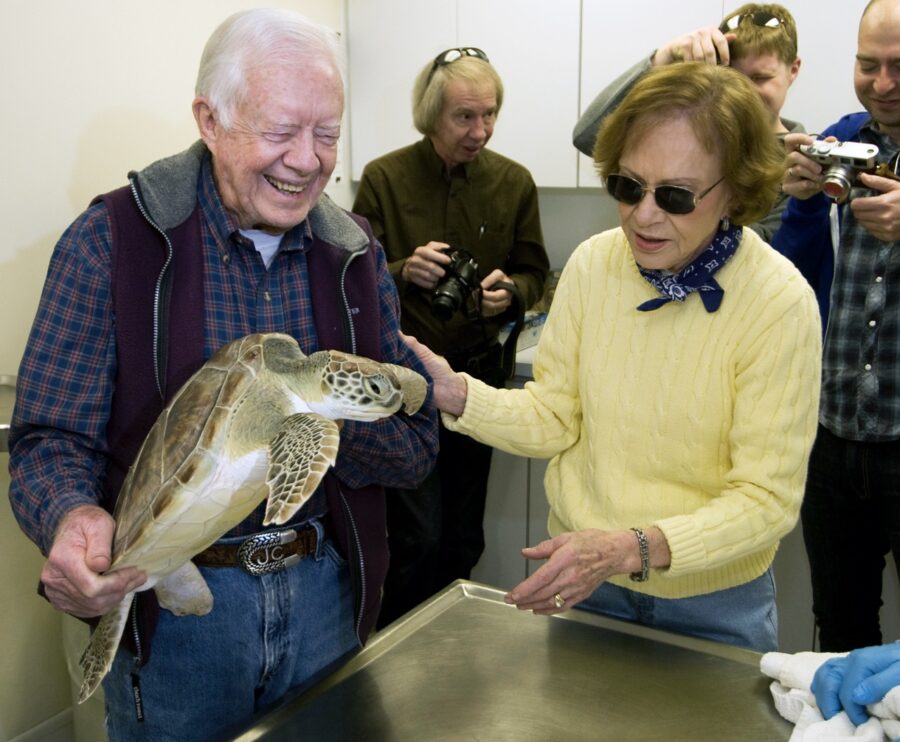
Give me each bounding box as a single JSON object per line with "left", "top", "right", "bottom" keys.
{"left": 491, "top": 280, "right": 525, "bottom": 381}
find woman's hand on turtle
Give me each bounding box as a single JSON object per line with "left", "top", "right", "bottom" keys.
{"left": 41, "top": 504, "right": 146, "bottom": 618}
{"left": 401, "top": 332, "right": 468, "bottom": 416}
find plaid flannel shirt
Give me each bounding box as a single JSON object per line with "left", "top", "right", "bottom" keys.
{"left": 9, "top": 157, "right": 438, "bottom": 552}
{"left": 821, "top": 121, "right": 900, "bottom": 441}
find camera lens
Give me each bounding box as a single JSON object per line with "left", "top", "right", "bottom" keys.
{"left": 431, "top": 281, "right": 463, "bottom": 321}
{"left": 822, "top": 164, "right": 855, "bottom": 204}
{"left": 429, "top": 248, "right": 478, "bottom": 321}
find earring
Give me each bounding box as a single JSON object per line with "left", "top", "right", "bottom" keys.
{"left": 720, "top": 215, "right": 731, "bottom": 231}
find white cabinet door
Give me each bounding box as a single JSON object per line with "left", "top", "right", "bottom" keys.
{"left": 776, "top": 0, "right": 868, "bottom": 134}
{"left": 348, "top": 1, "right": 871, "bottom": 188}
{"left": 578, "top": 0, "right": 724, "bottom": 187}
{"left": 458, "top": 0, "right": 581, "bottom": 187}
{"left": 346, "top": 0, "right": 456, "bottom": 181}
{"left": 577, "top": 0, "right": 869, "bottom": 187}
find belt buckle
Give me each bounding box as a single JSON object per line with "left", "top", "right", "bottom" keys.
{"left": 237, "top": 529, "right": 302, "bottom": 576}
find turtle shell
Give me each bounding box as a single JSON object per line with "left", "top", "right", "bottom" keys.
{"left": 110, "top": 334, "right": 272, "bottom": 562}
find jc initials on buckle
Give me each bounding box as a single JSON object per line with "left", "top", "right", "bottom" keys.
{"left": 237, "top": 529, "right": 303, "bottom": 576}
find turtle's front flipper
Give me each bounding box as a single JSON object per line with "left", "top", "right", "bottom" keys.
{"left": 156, "top": 561, "right": 214, "bottom": 616}
{"left": 263, "top": 413, "right": 340, "bottom": 526}
{"left": 385, "top": 365, "right": 427, "bottom": 414}
{"left": 78, "top": 595, "right": 134, "bottom": 703}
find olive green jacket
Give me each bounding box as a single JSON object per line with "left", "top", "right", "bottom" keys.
{"left": 353, "top": 137, "right": 549, "bottom": 357}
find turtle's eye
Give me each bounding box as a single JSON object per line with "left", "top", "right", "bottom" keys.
{"left": 364, "top": 375, "right": 391, "bottom": 399}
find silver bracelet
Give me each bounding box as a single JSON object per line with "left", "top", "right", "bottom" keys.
{"left": 629, "top": 527, "right": 650, "bottom": 582}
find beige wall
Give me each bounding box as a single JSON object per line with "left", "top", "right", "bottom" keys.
{"left": 0, "top": 3, "right": 345, "bottom": 739}
{"left": 0, "top": 0, "right": 350, "bottom": 377}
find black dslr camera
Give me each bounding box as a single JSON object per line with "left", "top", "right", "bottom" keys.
{"left": 430, "top": 247, "right": 479, "bottom": 321}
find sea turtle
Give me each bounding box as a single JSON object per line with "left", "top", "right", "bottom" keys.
{"left": 78, "top": 332, "right": 427, "bottom": 701}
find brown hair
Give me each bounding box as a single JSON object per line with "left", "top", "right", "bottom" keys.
{"left": 593, "top": 63, "right": 784, "bottom": 226}
{"left": 721, "top": 3, "right": 799, "bottom": 66}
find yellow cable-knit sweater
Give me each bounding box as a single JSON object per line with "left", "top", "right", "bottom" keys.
{"left": 445, "top": 226, "right": 822, "bottom": 599}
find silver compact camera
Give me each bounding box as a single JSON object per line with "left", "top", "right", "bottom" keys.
{"left": 799, "top": 139, "right": 880, "bottom": 204}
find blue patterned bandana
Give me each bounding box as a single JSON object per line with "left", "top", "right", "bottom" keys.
{"left": 636, "top": 224, "right": 742, "bottom": 313}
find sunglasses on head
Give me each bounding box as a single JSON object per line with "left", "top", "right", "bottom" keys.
{"left": 605, "top": 173, "right": 725, "bottom": 215}
{"left": 427, "top": 47, "right": 490, "bottom": 83}
{"left": 719, "top": 10, "right": 786, "bottom": 32}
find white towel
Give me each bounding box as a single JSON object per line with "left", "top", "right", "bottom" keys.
{"left": 761, "top": 651, "right": 848, "bottom": 692}
{"left": 870, "top": 687, "right": 900, "bottom": 739}
{"left": 760, "top": 651, "right": 900, "bottom": 742}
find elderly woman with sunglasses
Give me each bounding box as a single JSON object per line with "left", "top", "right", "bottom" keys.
{"left": 405, "top": 62, "right": 821, "bottom": 652}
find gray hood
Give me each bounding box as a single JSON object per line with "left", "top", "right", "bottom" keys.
{"left": 130, "top": 140, "right": 368, "bottom": 252}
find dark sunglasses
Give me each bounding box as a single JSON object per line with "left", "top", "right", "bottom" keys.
{"left": 719, "top": 11, "right": 786, "bottom": 33}
{"left": 605, "top": 173, "right": 725, "bottom": 215}
{"left": 427, "top": 47, "right": 490, "bottom": 83}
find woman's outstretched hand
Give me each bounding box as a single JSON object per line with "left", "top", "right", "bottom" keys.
{"left": 401, "top": 333, "right": 468, "bottom": 416}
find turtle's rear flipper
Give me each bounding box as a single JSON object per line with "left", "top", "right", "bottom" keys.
{"left": 156, "top": 561, "right": 213, "bottom": 616}
{"left": 263, "top": 413, "right": 340, "bottom": 526}
{"left": 78, "top": 595, "right": 133, "bottom": 703}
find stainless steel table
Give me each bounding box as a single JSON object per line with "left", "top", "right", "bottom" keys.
{"left": 230, "top": 581, "right": 790, "bottom": 741}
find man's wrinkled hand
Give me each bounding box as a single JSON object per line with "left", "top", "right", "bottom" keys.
{"left": 41, "top": 505, "right": 146, "bottom": 618}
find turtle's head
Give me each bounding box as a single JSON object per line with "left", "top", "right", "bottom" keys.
{"left": 310, "top": 351, "right": 426, "bottom": 421}
{"left": 318, "top": 352, "right": 403, "bottom": 421}
{"left": 261, "top": 337, "right": 426, "bottom": 421}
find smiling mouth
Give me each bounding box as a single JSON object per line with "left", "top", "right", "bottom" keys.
{"left": 635, "top": 233, "right": 667, "bottom": 249}
{"left": 265, "top": 175, "right": 307, "bottom": 195}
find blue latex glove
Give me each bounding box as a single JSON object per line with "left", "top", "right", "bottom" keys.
{"left": 812, "top": 644, "right": 900, "bottom": 726}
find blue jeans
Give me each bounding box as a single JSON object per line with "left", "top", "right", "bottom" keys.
{"left": 575, "top": 568, "right": 778, "bottom": 652}
{"left": 801, "top": 424, "right": 900, "bottom": 651}
{"left": 103, "top": 525, "right": 359, "bottom": 741}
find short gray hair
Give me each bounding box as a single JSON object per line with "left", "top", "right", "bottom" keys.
{"left": 195, "top": 8, "right": 345, "bottom": 129}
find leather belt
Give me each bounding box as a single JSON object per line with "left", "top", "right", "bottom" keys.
{"left": 193, "top": 523, "right": 324, "bottom": 576}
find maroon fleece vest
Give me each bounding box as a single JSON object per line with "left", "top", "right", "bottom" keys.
{"left": 94, "top": 184, "right": 388, "bottom": 654}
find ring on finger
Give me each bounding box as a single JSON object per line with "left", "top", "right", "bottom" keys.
{"left": 553, "top": 592, "right": 565, "bottom": 609}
